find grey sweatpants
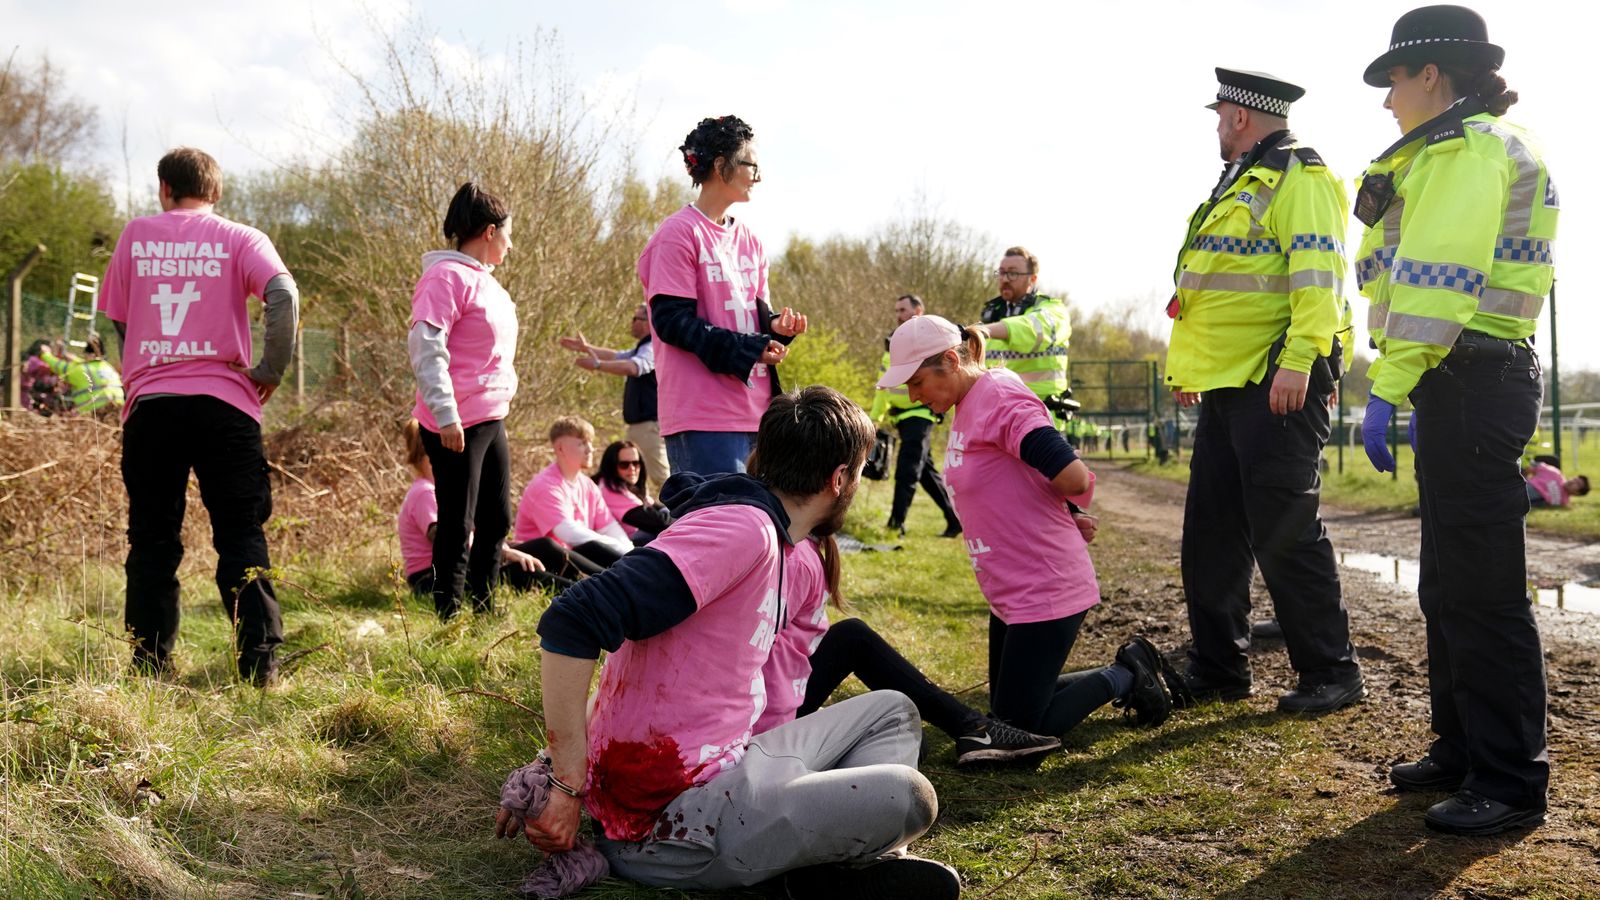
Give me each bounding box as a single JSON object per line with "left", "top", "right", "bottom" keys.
{"left": 598, "top": 690, "right": 938, "bottom": 889}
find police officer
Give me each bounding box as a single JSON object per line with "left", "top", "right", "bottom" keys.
{"left": 1356, "top": 5, "right": 1553, "bottom": 836}
{"left": 973, "top": 246, "right": 1072, "bottom": 429}
{"left": 38, "top": 334, "right": 124, "bottom": 419}
{"left": 1167, "top": 68, "right": 1362, "bottom": 714}
{"left": 870, "top": 294, "right": 961, "bottom": 537}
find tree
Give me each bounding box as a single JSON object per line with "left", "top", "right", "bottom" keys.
{"left": 0, "top": 52, "right": 99, "bottom": 165}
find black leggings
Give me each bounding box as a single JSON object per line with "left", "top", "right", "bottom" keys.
{"left": 407, "top": 566, "right": 573, "bottom": 597}
{"left": 510, "top": 537, "right": 622, "bottom": 580}
{"left": 989, "top": 611, "right": 1120, "bottom": 737}
{"left": 799, "top": 618, "right": 987, "bottom": 740}
{"left": 420, "top": 420, "right": 511, "bottom": 618}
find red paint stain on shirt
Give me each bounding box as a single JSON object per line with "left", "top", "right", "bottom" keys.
{"left": 589, "top": 737, "right": 695, "bottom": 842}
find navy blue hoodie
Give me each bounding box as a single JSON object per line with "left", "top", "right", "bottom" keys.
{"left": 537, "top": 472, "right": 792, "bottom": 659}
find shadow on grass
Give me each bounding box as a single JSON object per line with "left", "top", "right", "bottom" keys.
{"left": 1213, "top": 799, "right": 1522, "bottom": 899}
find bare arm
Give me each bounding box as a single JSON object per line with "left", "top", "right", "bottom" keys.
{"left": 518, "top": 651, "right": 596, "bottom": 852}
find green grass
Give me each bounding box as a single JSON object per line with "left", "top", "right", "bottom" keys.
{"left": 2, "top": 481, "right": 1594, "bottom": 897}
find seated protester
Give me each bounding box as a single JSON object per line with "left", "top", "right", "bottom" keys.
{"left": 1524, "top": 457, "right": 1590, "bottom": 508}
{"left": 512, "top": 416, "right": 633, "bottom": 577}
{"left": 511, "top": 386, "right": 959, "bottom": 899}
{"left": 21, "top": 340, "right": 63, "bottom": 416}
{"left": 755, "top": 527, "right": 1059, "bottom": 766}
{"left": 397, "top": 420, "right": 573, "bottom": 596}
{"left": 594, "top": 440, "right": 671, "bottom": 543}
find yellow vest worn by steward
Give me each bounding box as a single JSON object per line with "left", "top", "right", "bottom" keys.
{"left": 42, "top": 349, "right": 124, "bottom": 413}
{"left": 979, "top": 293, "right": 1071, "bottom": 426}
{"left": 1356, "top": 101, "right": 1557, "bottom": 404}
{"left": 1166, "top": 133, "right": 1352, "bottom": 393}
{"left": 870, "top": 347, "right": 936, "bottom": 425}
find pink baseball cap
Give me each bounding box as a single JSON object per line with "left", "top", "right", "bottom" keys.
{"left": 877, "top": 315, "right": 963, "bottom": 389}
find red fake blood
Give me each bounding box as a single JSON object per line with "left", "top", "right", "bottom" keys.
{"left": 589, "top": 738, "right": 695, "bottom": 842}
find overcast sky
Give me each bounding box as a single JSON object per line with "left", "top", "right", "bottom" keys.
{"left": 7, "top": 0, "right": 1593, "bottom": 370}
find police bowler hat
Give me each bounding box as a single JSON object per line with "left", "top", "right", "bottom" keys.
{"left": 1364, "top": 5, "right": 1504, "bottom": 87}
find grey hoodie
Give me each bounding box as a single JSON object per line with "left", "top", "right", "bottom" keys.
{"left": 408, "top": 250, "right": 496, "bottom": 429}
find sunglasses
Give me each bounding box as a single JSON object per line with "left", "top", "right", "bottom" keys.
{"left": 617, "top": 460, "right": 643, "bottom": 469}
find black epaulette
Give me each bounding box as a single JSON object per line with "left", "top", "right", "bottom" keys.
{"left": 1427, "top": 118, "right": 1466, "bottom": 145}
{"left": 1292, "top": 146, "right": 1326, "bottom": 168}
{"left": 1259, "top": 144, "right": 1293, "bottom": 171}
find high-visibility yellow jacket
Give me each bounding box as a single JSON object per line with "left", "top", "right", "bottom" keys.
{"left": 1356, "top": 102, "right": 1557, "bottom": 404}
{"left": 41, "top": 349, "right": 124, "bottom": 412}
{"left": 869, "top": 347, "right": 935, "bottom": 425}
{"left": 979, "top": 292, "right": 1071, "bottom": 425}
{"left": 1166, "top": 132, "right": 1350, "bottom": 393}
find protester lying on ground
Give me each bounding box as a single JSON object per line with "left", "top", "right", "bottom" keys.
{"left": 409, "top": 182, "right": 521, "bottom": 620}
{"left": 639, "top": 114, "right": 810, "bottom": 476}
{"left": 21, "top": 340, "right": 64, "bottom": 416}
{"left": 1524, "top": 457, "right": 1589, "bottom": 508}
{"left": 507, "top": 386, "right": 960, "bottom": 899}
{"left": 39, "top": 335, "right": 124, "bottom": 419}
{"left": 754, "top": 529, "right": 1060, "bottom": 766}
{"left": 593, "top": 440, "right": 670, "bottom": 543}
{"left": 882, "top": 315, "right": 1185, "bottom": 737}
{"left": 512, "top": 417, "right": 634, "bottom": 577}
{"left": 398, "top": 420, "right": 573, "bottom": 597}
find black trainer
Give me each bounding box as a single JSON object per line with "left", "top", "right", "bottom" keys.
{"left": 1112, "top": 636, "right": 1174, "bottom": 727}
{"left": 1424, "top": 790, "right": 1545, "bottom": 836}
{"left": 1277, "top": 677, "right": 1364, "bottom": 714}
{"left": 955, "top": 718, "right": 1060, "bottom": 765}
{"left": 783, "top": 854, "right": 961, "bottom": 899}
{"left": 1389, "top": 755, "right": 1466, "bottom": 792}
{"left": 940, "top": 522, "right": 963, "bottom": 538}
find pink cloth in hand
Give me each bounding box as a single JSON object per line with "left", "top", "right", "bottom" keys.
{"left": 499, "top": 753, "right": 610, "bottom": 898}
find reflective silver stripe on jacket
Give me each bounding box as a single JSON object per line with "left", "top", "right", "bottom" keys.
{"left": 1478, "top": 288, "right": 1545, "bottom": 319}
{"left": 1384, "top": 311, "right": 1464, "bottom": 346}
{"left": 1289, "top": 269, "right": 1343, "bottom": 293}
{"left": 1368, "top": 301, "right": 1391, "bottom": 331}
{"left": 1467, "top": 120, "right": 1542, "bottom": 237}
{"left": 1178, "top": 271, "right": 1291, "bottom": 294}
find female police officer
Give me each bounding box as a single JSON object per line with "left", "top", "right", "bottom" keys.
{"left": 1356, "top": 5, "right": 1556, "bottom": 835}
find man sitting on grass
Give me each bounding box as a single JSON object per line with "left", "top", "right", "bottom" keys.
{"left": 505, "top": 386, "right": 959, "bottom": 898}
{"left": 1524, "top": 456, "right": 1589, "bottom": 509}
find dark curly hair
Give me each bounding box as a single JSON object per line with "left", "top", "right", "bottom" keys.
{"left": 679, "top": 115, "right": 755, "bottom": 187}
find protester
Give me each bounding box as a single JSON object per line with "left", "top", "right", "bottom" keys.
{"left": 397, "top": 420, "right": 572, "bottom": 597}
{"left": 513, "top": 417, "right": 633, "bottom": 574}
{"left": 592, "top": 440, "right": 670, "bottom": 542}
{"left": 869, "top": 293, "right": 961, "bottom": 538}
{"left": 882, "top": 315, "right": 1182, "bottom": 738}
{"left": 99, "top": 147, "right": 298, "bottom": 684}
{"left": 1356, "top": 4, "right": 1557, "bottom": 835}
{"left": 560, "top": 304, "right": 670, "bottom": 483}
{"left": 638, "top": 114, "right": 809, "bottom": 476}
{"left": 21, "top": 340, "right": 63, "bottom": 416}
{"left": 408, "top": 182, "right": 520, "bottom": 620}
{"left": 509, "top": 386, "right": 959, "bottom": 898}
{"left": 1524, "top": 457, "right": 1588, "bottom": 508}
{"left": 39, "top": 334, "right": 124, "bottom": 419}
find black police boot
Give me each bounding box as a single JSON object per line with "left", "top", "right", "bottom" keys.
{"left": 1389, "top": 755, "right": 1466, "bottom": 792}
{"left": 1424, "top": 790, "right": 1545, "bottom": 836}
{"left": 1277, "top": 676, "right": 1364, "bottom": 714}
{"left": 1176, "top": 668, "right": 1253, "bottom": 708}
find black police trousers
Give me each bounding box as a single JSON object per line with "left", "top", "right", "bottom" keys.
{"left": 1181, "top": 364, "right": 1359, "bottom": 687}
{"left": 1412, "top": 333, "right": 1548, "bottom": 810}
{"left": 889, "top": 416, "right": 959, "bottom": 529}
{"left": 122, "top": 395, "right": 284, "bottom": 680}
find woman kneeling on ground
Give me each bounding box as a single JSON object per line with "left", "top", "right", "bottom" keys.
{"left": 594, "top": 440, "right": 671, "bottom": 544}
{"left": 880, "top": 315, "right": 1185, "bottom": 737}
{"left": 397, "top": 419, "right": 573, "bottom": 597}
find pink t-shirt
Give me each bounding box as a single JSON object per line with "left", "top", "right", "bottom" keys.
{"left": 637, "top": 205, "right": 772, "bottom": 435}
{"left": 583, "top": 504, "right": 802, "bottom": 841}
{"left": 754, "top": 537, "right": 830, "bottom": 734}
{"left": 1526, "top": 462, "right": 1569, "bottom": 507}
{"left": 409, "top": 251, "right": 519, "bottom": 430}
{"left": 514, "top": 463, "right": 617, "bottom": 546}
{"left": 599, "top": 481, "right": 644, "bottom": 535}
{"left": 98, "top": 208, "right": 288, "bottom": 422}
{"left": 397, "top": 478, "right": 437, "bottom": 576}
{"left": 944, "top": 368, "right": 1101, "bottom": 624}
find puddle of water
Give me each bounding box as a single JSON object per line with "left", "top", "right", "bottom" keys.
{"left": 1338, "top": 552, "right": 1600, "bottom": 615}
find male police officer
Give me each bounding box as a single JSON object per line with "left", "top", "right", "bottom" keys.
{"left": 1166, "top": 69, "right": 1362, "bottom": 713}
{"left": 973, "top": 246, "right": 1072, "bottom": 429}
{"left": 870, "top": 294, "right": 961, "bottom": 537}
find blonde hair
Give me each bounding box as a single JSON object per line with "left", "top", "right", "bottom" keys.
{"left": 920, "top": 325, "right": 987, "bottom": 373}
{"left": 549, "top": 416, "right": 595, "bottom": 443}
{"left": 403, "top": 419, "right": 428, "bottom": 473}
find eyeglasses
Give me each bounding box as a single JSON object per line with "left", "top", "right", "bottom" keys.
{"left": 617, "top": 460, "right": 643, "bottom": 469}
{"left": 736, "top": 159, "right": 761, "bottom": 179}
{"left": 995, "top": 269, "right": 1032, "bottom": 280}
{"left": 631, "top": 315, "right": 648, "bottom": 322}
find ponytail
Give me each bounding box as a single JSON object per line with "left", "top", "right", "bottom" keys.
{"left": 920, "top": 325, "right": 987, "bottom": 373}
{"left": 442, "top": 182, "right": 510, "bottom": 247}
{"left": 818, "top": 534, "right": 845, "bottom": 609}
{"left": 1425, "top": 63, "right": 1519, "bottom": 117}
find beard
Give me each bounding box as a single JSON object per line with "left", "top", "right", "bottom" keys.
{"left": 810, "top": 476, "right": 859, "bottom": 537}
